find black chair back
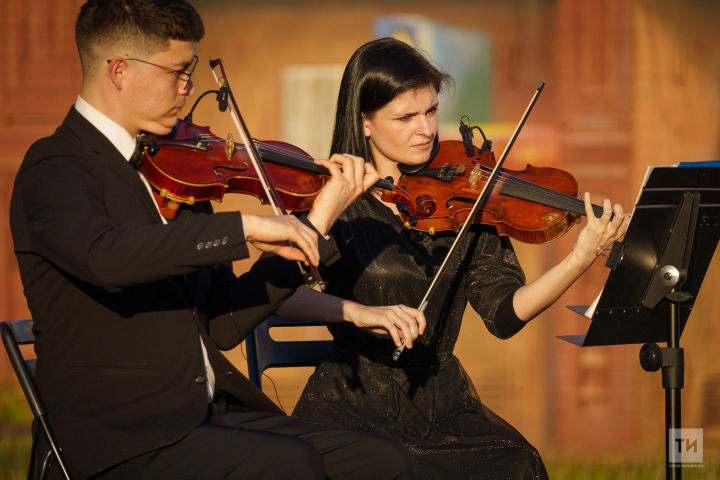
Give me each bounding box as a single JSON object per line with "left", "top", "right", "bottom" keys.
{"left": 246, "top": 315, "right": 333, "bottom": 388}
{"left": 1, "top": 319, "right": 72, "bottom": 480}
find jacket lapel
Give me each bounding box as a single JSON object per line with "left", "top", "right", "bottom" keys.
{"left": 62, "top": 107, "right": 163, "bottom": 224}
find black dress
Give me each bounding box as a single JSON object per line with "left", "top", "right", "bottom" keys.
{"left": 293, "top": 194, "right": 549, "bottom": 479}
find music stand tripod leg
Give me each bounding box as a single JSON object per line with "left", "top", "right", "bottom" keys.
{"left": 640, "top": 290, "right": 690, "bottom": 480}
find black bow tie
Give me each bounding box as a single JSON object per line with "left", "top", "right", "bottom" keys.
{"left": 129, "top": 135, "right": 144, "bottom": 170}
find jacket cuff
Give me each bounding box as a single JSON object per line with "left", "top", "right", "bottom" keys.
{"left": 298, "top": 214, "right": 340, "bottom": 266}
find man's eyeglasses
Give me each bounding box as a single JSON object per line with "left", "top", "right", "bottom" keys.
{"left": 107, "top": 55, "right": 199, "bottom": 91}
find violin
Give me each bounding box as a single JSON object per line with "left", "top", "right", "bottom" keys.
{"left": 138, "top": 119, "right": 409, "bottom": 220}
{"left": 380, "top": 139, "right": 605, "bottom": 244}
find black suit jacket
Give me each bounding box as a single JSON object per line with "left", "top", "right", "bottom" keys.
{"left": 10, "top": 108, "right": 332, "bottom": 478}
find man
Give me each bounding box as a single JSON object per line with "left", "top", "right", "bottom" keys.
{"left": 10, "top": 1, "right": 424, "bottom": 478}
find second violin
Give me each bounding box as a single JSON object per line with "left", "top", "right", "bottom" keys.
{"left": 381, "top": 138, "right": 606, "bottom": 244}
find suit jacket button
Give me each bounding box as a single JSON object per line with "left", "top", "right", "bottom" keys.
{"left": 194, "top": 375, "right": 206, "bottom": 384}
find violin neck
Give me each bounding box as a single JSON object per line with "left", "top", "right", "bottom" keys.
{"left": 500, "top": 175, "right": 604, "bottom": 218}
{"left": 254, "top": 141, "right": 392, "bottom": 191}
{"left": 254, "top": 142, "right": 329, "bottom": 175}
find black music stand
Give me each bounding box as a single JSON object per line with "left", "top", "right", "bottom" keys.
{"left": 559, "top": 166, "right": 720, "bottom": 480}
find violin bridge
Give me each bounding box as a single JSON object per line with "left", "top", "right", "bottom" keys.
{"left": 225, "top": 133, "right": 235, "bottom": 161}
{"left": 469, "top": 164, "right": 482, "bottom": 189}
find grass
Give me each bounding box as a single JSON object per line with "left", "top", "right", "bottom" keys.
{"left": 545, "top": 457, "right": 720, "bottom": 479}
{"left": 1, "top": 386, "right": 719, "bottom": 479}
{"left": 0, "top": 386, "right": 32, "bottom": 480}
{"left": 0, "top": 430, "right": 31, "bottom": 480}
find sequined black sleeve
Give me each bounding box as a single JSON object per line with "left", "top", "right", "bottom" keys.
{"left": 463, "top": 227, "right": 528, "bottom": 339}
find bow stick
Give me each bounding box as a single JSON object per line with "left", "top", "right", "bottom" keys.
{"left": 209, "top": 58, "right": 326, "bottom": 290}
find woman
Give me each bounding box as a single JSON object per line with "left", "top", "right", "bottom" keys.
{"left": 292, "top": 38, "right": 628, "bottom": 479}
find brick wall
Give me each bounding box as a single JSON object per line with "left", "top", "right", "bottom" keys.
{"left": 0, "top": 0, "right": 84, "bottom": 381}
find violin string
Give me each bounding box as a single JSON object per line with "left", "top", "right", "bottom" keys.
{"left": 476, "top": 167, "right": 596, "bottom": 215}
{"left": 190, "top": 135, "right": 600, "bottom": 217}
{"left": 424, "top": 162, "right": 593, "bottom": 215}
{"left": 194, "top": 136, "right": 319, "bottom": 170}
{"left": 444, "top": 163, "right": 601, "bottom": 217}
{"left": 251, "top": 146, "right": 587, "bottom": 214}
{"left": 494, "top": 171, "right": 602, "bottom": 216}
{"left": 195, "top": 135, "right": 311, "bottom": 162}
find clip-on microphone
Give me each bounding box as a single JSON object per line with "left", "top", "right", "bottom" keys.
{"left": 459, "top": 117, "right": 476, "bottom": 158}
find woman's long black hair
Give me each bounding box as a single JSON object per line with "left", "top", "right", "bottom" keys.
{"left": 330, "top": 37, "right": 452, "bottom": 164}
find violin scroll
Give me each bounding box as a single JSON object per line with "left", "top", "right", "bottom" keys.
{"left": 415, "top": 194, "right": 436, "bottom": 217}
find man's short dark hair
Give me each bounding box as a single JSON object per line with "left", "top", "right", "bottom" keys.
{"left": 76, "top": 0, "right": 204, "bottom": 77}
